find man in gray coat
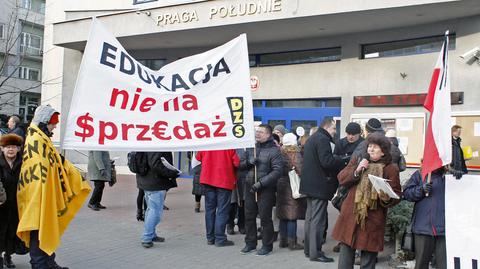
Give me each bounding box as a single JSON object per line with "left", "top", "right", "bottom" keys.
{"left": 87, "top": 151, "right": 112, "bottom": 211}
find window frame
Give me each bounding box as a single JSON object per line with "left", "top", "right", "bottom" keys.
{"left": 21, "top": 0, "right": 32, "bottom": 9}
{"left": 360, "top": 33, "right": 456, "bottom": 59}
{"left": 133, "top": 0, "right": 158, "bottom": 4}
{"left": 250, "top": 46, "right": 342, "bottom": 67}
{"left": 0, "top": 24, "right": 4, "bottom": 39}
{"left": 18, "top": 66, "right": 41, "bottom": 81}
{"left": 20, "top": 32, "right": 43, "bottom": 55}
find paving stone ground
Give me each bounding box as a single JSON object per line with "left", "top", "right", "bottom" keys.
{"left": 12, "top": 173, "right": 397, "bottom": 269}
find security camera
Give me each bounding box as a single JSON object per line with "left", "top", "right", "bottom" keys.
{"left": 460, "top": 47, "right": 480, "bottom": 59}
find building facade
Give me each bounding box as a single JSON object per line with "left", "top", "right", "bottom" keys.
{"left": 45, "top": 0, "right": 480, "bottom": 171}
{"left": 0, "top": 0, "right": 45, "bottom": 128}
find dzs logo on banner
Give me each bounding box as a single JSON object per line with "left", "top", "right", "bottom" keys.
{"left": 63, "top": 19, "right": 255, "bottom": 151}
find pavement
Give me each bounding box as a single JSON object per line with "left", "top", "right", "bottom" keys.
{"left": 12, "top": 173, "right": 398, "bottom": 269}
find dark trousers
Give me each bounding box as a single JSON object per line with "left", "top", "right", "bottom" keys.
{"left": 89, "top": 180, "right": 105, "bottom": 205}
{"left": 227, "top": 202, "right": 245, "bottom": 229}
{"left": 204, "top": 185, "right": 231, "bottom": 244}
{"left": 338, "top": 243, "right": 377, "bottom": 269}
{"left": 245, "top": 188, "right": 276, "bottom": 250}
{"left": 195, "top": 195, "right": 202, "bottom": 203}
{"left": 29, "top": 230, "right": 58, "bottom": 269}
{"left": 304, "top": 198, "right": 329, "bottom": 259}
{"left": 137, "top": 189, "right": 147, "bottom": 211}
{"left": 414, "top": 234, "right": 446, "bottom": 269}
{"left": 279, "top": 220, "right": 297, "bottom": 239}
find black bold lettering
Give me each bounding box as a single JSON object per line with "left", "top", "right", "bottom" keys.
{"left": 171, "top": 74, "right": 190, "bottom": 92}
{"left": 100, "top": 42, "right": 117, "bottom": 68}
{"left": 213, "top": 58, "right": 231, "bottom": 76}
{"left": 137, "top": 64, "right": 152, "bottom": 84}
{"left": 120, "top": 52, "right": 135, "bottom": 75}
{"left": 188, "top": 67, "right": 203, "bottom": 85}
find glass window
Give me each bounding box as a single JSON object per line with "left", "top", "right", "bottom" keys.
{"left": 249, "top": 55, "right": 258, "bottom": 67}
{"left": 252, "top": 100, "right": 263, "bottom": 107}
{"left": 21, "top": 0, "right": 31, "bottom": 9}
{"left": 324, "top": 99, "right": 341, "bottom": 107}
{"left": 362, "top": 34, "right": 456, "bottom": 59}
{"left": 18, "top": 66, "right": 40, "bottom": 81}
{"left": 138, "top": 59, "right": 166, "bottom": 70}
{"left": 265, "top": 99, "right": 322, "bottom": 108}
{"left": 267, "top": 120, "right": 286, "bottom": 129}
{"left": 291, "top": 120, "right": 317, "bottom": 137}
{"left": 258, "top": 47, "right": 341, "bottom": 67}
{"left": 133, "top": 0, "right": 158, "bottom": 4}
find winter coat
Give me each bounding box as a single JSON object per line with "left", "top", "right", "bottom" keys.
{"left": 332, "top": 156, "right": 401, "bottom": 253}
{"left": 136, "top": 152, "right": 179, "bottom": 192}
{"left": 196, "top": 150, "right": 240, "bottom": 190}
{"left": 352, "top": 132, "right": 406, "bottom": 172}
{"left": 191, "top": 165, "right": 204, "bottom": 196}
{"left": 242, "top": 138, "right": 283, "bottom": 190}
{"left": 276, "top": 148, "right": 306, "bottom": 220}
{"left": 87, "top": 151, "right": 112, "bottom": 182}
{"left": 232, "top": 148, "right": 248, "bottom": 203}
{"left": 451, "top": 137, "right": 468, "bottom": 173}
{"left": 299, "top": 128, "right": 344, "bottom": 200}
{"left": 403, "top": 170, "right": 445, "bottom": 236}
{"left": 9, "top": 126, "right": 26, "bottom": 141}
{"left": 334, "top": 136, "right": 364, "bottom": 168}
{"left": 0, "top": 152, "right": 22, "bottom": 254}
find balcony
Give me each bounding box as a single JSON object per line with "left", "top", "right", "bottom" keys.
{"left": 20, "top": 45, "right": 43, "bottom": 59}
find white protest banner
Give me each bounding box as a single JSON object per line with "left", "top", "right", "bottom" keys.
{"left": 63, "top": 19, "right": 255, "bottom": 151}
{"left": 445, "top": 174, "right": 480, "bottom": 269}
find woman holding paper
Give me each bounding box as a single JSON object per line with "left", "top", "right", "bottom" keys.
{"left": 332, "top": 132, "right": 402, "bottom": 269}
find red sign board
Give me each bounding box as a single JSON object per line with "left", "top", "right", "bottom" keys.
{"left": 354, "top": 92, "right": 463, "bottom": 107}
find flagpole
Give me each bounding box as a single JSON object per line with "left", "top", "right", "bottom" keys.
{"left": 254, "top": 146, "right": 258, "bottom": 202}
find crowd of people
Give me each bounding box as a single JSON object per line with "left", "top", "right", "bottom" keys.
{"left": 0, "top": 105, "right": 470, "bottom": 269}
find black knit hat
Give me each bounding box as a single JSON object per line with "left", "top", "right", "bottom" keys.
{"left": 365, "top": 118, "right": 383, "bottom": 133}
{"left": 345, "top": 122, "right": 361, "bottom": 135}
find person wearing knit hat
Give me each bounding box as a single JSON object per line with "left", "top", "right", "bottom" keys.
{"left": 365, "top": 118, "right": 383, "bottom": 134}
{"left": 282, "top": 133, "right": 298, "bottom": 146}
{"left": 31, "top": 105, "right": 60, "bottom": 138}
{"left": 17, "top": 104, "right": 78, "bottom": 269}
{"left": 352, "top": 118, "right": 406, "bottom": 172}
{"left": 0, "top": 134, "right": 23, "bottom": 268}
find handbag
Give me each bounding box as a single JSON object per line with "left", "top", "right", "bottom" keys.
{"left": 289, "top": 168, "right": 305, "bottom": 199}
{"left": 401, "top": 223, "right": 415, "bottom": 252}
{"left": 109, "top": 160, "right": 117, "bottom": 187}
{"left": 331, "top": 185, "right": 349, "bottom": 211}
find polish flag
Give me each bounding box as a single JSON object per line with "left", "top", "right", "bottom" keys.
{"left": 421, "top": 31, "right": 452, "bottom": 180}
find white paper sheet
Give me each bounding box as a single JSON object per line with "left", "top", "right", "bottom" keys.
{"left": 161, "top": 157, "right": 181, "bottom": 174}
{"left": 367, "top": 174, "right": 400, "bottom": 199}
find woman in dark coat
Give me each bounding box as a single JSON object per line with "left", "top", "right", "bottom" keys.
{"left": 332, "top": 133, "right": 402, "bottom": 269}
{"left": 87, "top": 151, "right": 112, "bottom": 211}
{"left": 190, "top": 151, "right": 204, "bottom": 213}
{"left": 0, "top": 134, "right": 23, "bottom": 268}
{"left": 276, "top": 133, "right": 306, "bottom": 250}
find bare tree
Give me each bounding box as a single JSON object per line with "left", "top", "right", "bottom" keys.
{"left": 0, "top": 0, "right": 44, "bottom": 113}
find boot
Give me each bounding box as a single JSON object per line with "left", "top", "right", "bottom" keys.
{"left": 0, "top": 256, "right": 3, "bottom": 269}
{"left": 136, "top": 209, "right": 144, "bottom": 222}
{"left": 278, "top": 236, "right": 288, "bottom": 248}
{"left": 194, "top": 202, "right": 201, "bottom": 213}
{"left": 3, "top": 254, "right": 14, "bottom": 268}
{"left": 288, "top": 238, "right": 304, "bottom": 250}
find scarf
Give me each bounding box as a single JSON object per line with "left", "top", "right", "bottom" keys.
{"left": 353, "top": 162, "right": 384, "bottom": 230}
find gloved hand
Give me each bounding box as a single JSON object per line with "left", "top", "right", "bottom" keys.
{"left": 451, "top": 170, "right": 464, "bottom": 180}
{"left": 250, "top": 181, "right": 262, "bottom": 193}
{"left": 99, "top": 169, "right": 106, "bottom": 178}
{"left": 422, "top": 182, "right": 433, "bottom": 194}
{"left": 248, "top": 157, "right": 259, "bottom": 166}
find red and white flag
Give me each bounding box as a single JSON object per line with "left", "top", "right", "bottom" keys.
{"left": 421, "top": 31, "right": 452, "bottom": 180}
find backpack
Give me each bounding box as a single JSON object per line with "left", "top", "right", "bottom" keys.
{"left": 127, "top": 152, "right": 149, "bottom": 176}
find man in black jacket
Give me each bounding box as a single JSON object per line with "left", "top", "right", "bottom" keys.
{"left": 450, "top": 125, "right": 467, "bottom": 178}
{"left": 136, "top": 152, "right": 179, "bottom": 248}
{"left": 334, "top": 122, "right": 364, "bottom": 167}
{"left": 300, "top": 118, "right": 343, "bottom": 263}
{"left": 241, "top": 124, "right": 283, "bottom": 256}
